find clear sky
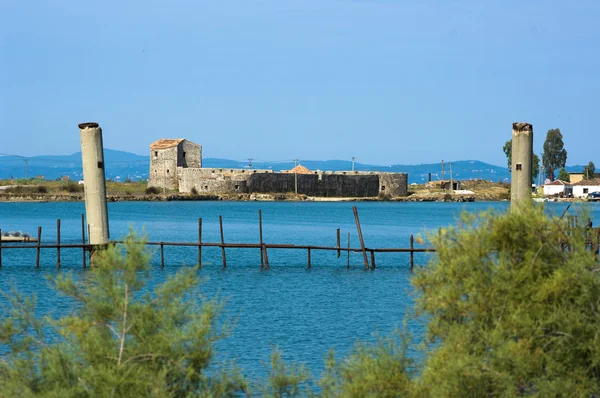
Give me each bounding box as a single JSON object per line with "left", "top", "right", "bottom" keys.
{"left": 1, "top": 0, "right": 598, "bottom": 166}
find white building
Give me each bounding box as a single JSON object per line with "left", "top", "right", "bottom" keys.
{"left": 543, "top": 180, "right": 572, "bottom": 197}
{"left": 572, "top": 179, "right": 600, "bottom": 198}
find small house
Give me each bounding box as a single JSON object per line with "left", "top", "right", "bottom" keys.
{"left": 543, "top": 180, "right": 572, "bottom": 197}
{"left": 572, "top": 179, "right": 600, "bottom": 198}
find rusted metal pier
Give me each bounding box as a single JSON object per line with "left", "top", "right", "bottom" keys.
{"left": 2, "top": 207, "right": 598, "bottom": 270}
{"left": 0, "top": 207, "right": 433, "bottom": 270}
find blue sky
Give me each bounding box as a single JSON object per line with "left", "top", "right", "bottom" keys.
{"left": 1, "top": 0, "right": 598, "bottom": 166}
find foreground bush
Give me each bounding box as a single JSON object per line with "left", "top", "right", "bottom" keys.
{"left": 0, "top": 233, "right": 247, "bottom": 397}
{"left": 411, "top": 205, "right": 600, "bottom": 396}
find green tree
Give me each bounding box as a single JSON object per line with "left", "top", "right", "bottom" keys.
{"left": 0, "top": 232, "right": 248, "bottom": 397}
{"left": 557, "top": 167, "right": 570, "bottom": 182}
{"left": 542, "top": 128, "right": 567, "bottom": 180}
{"left": 503, "top": 140, "right": 540, "bottom": 184}
{"left": 583, "top": 161, "right": 596, "bottom": 180}
{"left": 411, "top": 205, "right": 600, "bottom": 396}
{"left": 532, "top": 153, "right": 540, "bottom": 185}
{"left": 502, "top": 140, "right": 512, "bottom": 168}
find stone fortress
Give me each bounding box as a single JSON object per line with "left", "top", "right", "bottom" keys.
{"left": 148, "top": 139, "right": 408, "bottom": 198}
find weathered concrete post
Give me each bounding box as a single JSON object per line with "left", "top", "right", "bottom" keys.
{"left": 79, "top": 122, "right": 110, "bottom": 245}
{"left": 511, "top": 122, "right": 533, "bottom": 209}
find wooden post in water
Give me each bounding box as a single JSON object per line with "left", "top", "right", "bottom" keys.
{"left": 352, "top": 206, "right": 369, "bottom": 269}
{"left": 0, "top": 229, "right": 3, "bottom": 268}
{"left": 198, "top": 218, "right": 202, "bottom": 267}
{"left": 410, "top": 235, "right": 415, "bottom": 272}
{"left": 347, "top": 232, "right": 350, "bottom": 269}
{"left": 160, "top": 243, "right": 165, "bottom": 269}
{"left": 263, "top": 244, "right": 270, "bottom": 269}
{"left": 81, "top": 214, "right": 86, "bottom": 268}
{"left": 219, "top": 215, "right": 227, "bottom": 268}
{"left": 336, "top": 228, "right": 341, "bottom": 258}
{"left": 259, "top": 210, "right": 264, "bottom": 269}
{"left": 56, "top": 219, "right": 61, "bottom": 268}
{"left": 307, "top": 248, "right": 311, "bottom": 269}
{"left": 35, "top": 226, "right": 42, "bottom": 268}
{"left": 370, "top": 250, "right": 376, "bottom": 269}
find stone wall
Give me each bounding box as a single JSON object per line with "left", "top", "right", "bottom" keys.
{"left": 378, "top": 173, "right": 408, "bottom": 196}
{"left": 246, "top": 173, "right": 381, "bottom": 197}
{"left": 176, "top": 168, "right": 408, "bottom": 197}
{"left": 148, "top": 146, "right": 179, "bottom": 189}
{"left": 178, "top": 168, "right": 275, "bottom": 194}
{"left": 179, "top": 141, "right": 202, "bottom": 168}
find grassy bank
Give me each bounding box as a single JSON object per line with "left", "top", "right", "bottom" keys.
{"left": 0, "top": 179, "right": 514, "bottom": 202}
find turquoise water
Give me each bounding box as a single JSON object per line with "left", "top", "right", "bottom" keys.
{"left": 1, "top": 201, "right": 598, "bottom": 377}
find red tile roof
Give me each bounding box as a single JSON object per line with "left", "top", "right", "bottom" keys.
{"left": 573, "top": 178, "right": 600, "bottom": 186}
{"left": 545, "top": 180, "right": 569, "bottom": 186}
{"left": 150, "top": 139, "right": 184, "bottom": 150}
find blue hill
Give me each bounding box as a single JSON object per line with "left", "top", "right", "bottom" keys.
{"left": 1, "top": 149, "right": 586, "bottom": 184}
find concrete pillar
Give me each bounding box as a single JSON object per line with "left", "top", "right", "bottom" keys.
{"left": 79, "top": 122, "right": 110, "bottom": 244}
{"left": 511, "top": 122, "right": 533, "bottom": 209}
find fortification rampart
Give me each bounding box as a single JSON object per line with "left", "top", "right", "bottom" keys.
{"left": 177, "top": 167, "right": 408, "bottom": 197}
{"left": 149, "top": 138, "right": 408, "bottom": 197}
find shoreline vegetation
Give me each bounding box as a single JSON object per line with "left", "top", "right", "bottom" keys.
{"left": 0, "top": 178, "right": 589, "bottom": 203}
{"left": 0, "top": 179, "right": 515, "bottom": 203}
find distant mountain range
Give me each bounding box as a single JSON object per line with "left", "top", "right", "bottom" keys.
{"left": 0, "top": 149, "right": 589, "bottom": 184}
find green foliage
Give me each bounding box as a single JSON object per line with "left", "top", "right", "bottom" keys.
{"left": 583, "top": 161, "right": 596, "bottom": 180}
{"left": 502, "top": 140, "right": 512, "bottom": 169}
{"left": 503, "top": 140, "right": 540, "bottom": 184}
{"left": 542, "top": 128, "right": 567, "bottom": 180}
{"left": 0, "top": 232, "right": 248, "bottom": 397}
{"left": 319, "top": 330, "right": 414, "bottom": 397}
{"left": 557, "top": 167, "right": 570, "bottom": 182}
{"left": 532, "top": 153, "right": 540, "bottom": 185}
{"left": 377, "top": 191, "right": 392, "bottom": 201}
{"left": 145, "top": 186, "right": 161, "bottom": 195}
{"left": 64, "top": 182, "right": 84, "bottom": 193}
{"left": 412, "top": 205, "right": 600, "bottom": 396}
{"left": 260, "top": 349, "right": 311, "bottom": 397}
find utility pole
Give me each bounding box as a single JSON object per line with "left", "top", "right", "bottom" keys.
{"left": 248, "top": 158, "right": 253, "bottom": 168}
{"left": 441, "top": 160, "right": 445, "bottom": 182}
{"left": 351, "top": 157, "right": 355, "bottom": 172}
{"left": 293, "top": 158, "right": 298, "bottom": 194}
{"left": 449, "top": 162, "right": 453, "bottom": 191}
{"left": 24, "top": 158, "right": 29, "bottom": 180}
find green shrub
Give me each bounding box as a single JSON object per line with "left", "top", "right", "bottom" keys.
{"left": 0, "top": 232, "right": 248, "bottom": 396}
{"left": 411, "top": 205, "right": 600, "bottom": 396}
{"left": 145, "top": 186, "right": 160, "bottom": 195}
{"left": 377, "top": 192, "right": 392, "bottom": 201}
{"left": 36, "top": 185, "right": 48, "bottom": 193}
{"left": 64, "top": 182, "right": 83, "bottom": 193}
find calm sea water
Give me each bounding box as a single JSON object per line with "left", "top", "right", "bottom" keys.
{"left": 1, "top": 201, "right": 598, "bottom": 378}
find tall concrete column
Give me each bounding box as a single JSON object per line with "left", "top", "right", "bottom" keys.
{"left": 511, "top": 122, "right": 533, "bottom": 209}
{"left": 79, "top": 122, "right": 110, "bottom": 244}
